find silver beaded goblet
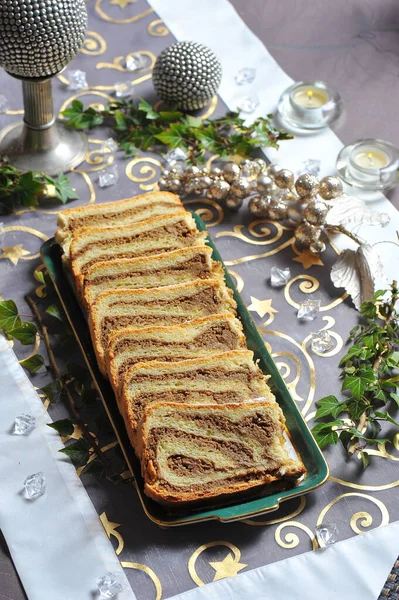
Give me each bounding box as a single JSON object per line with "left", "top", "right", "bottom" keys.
{"left": 0, "top": 0, "right": 88, "bottom": 174}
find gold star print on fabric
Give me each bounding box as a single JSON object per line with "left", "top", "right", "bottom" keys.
{"left": 209, "top": 553, "right": 248, "bottom": 581}
{"left": 247, "top": 297, "right": 278, "bottom": 319}
{"left": 100, "top": 512, "right": 124, "bottom": 555}
{"left": 110, "top": 0, "right": 136, "bottom": 8}
{"left": 292, "top": 249, "right": 324, "bottom": 269}
{"left": 0, "top": 244, "right": 30, "bottom": 265}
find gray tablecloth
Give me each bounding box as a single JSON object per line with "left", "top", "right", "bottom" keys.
{"left": 0, "top": 0, "right": 398, "bottom": 598}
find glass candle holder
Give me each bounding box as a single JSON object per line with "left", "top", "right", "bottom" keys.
{"left": 277, "top": 81, "right": 342, "bottom": 132}
{"left": 336, "top": 139, "right": 399, "bottom": 191}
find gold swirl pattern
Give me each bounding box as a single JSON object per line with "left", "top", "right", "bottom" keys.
{"left": 1, "top": 226, "right": 48, "bottom": 260}
{"left": 258, "top": 329, "right": 316, "bottom": 416}
{"left": 244, "top": 496, "right": 306, "bottom": 526}
{"left": 121, "top": 561, "right": 162, "bottom": 600}
{"left": 284, "top": 274, "right": 349, "bottom": 311}
{"left": 97, "top": 50, "right": 155, "bottom": 73}
{"left": 94, "top": 0, "right": 153, "bottom": 24}
{"left": 329, "top": 475, "right": 399, "bottom": 491}
{"left": 317, "top": 493, "right": 389, "bottom": 537}
{"left": 18, "top": 334, "right": 41, "bottom": 364}
{"left": 147, "top": 19, "right": 169, "bottom": 36}
{"left": 272, "top": 352, "right": 303, "bottom": 403}
{"left": 367, "top": 435, "right": 399, "bottom": 461}
{"left": 125, "top": 156, "right": 163, "bottom": 191}
{"left": 275, "top": 521, "right": 318, "bottom": 550}
{"left": 34, "top": 264, "right": 47, "bottom": 298}
{"left": 216, "top": 219, "right": 287, "bottom": 246}
{"left": 81, "top": 30, "right": 107, "bottom": 56}
{"left": 59, "top": 91, "right": 115, "bottom": 115}
{"left": 188, "top": 541, "right": 246, "bottom": 586}
{"left": 227, "top": 270, "right": 244, "bottom": 293}
{"left": 100, "top": 512, "right": 124, "bottom": 555}
{"left": 301, "top": 316, "right": 344, "bottom": 358}
{"left": 183, "top": 198, "right": 224, "bottom": 227}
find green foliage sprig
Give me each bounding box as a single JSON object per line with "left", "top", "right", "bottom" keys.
{"left": 312, "top": 281, "right": 399, "bottom": 468}
{"left": 0, "top": 157, "right": 77, "bottom": 215}
{"left": 62, "top": 98, "right": 293, "bottom": 162}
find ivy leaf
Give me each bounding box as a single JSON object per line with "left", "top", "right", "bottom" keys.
{"left": 183, "top": 115, "right": 202, "bottom": 128}
{"left": 342, "top": 376, "right": 367, "bottom": 400}
{"left": 339, "top": 429, "right": 352, "bottom": 450}
{"left": 390, "top": 392, "right": 399, "bottom": 408}
{"left": 40, "top": 379, "right": 63, "bottom": 404}
{"left": 59, "top": 438, "right": 91, "bottom": 467}
{"left": 45, "top": 304, "right": 65, "bottom": 321}
{"left": 159, "top": 110, "right": 184, "bottom": 122}
{"left": 154, "top": 123, "right": 188, "bottom": 149}
{"left": 66, "top": 361, "right": 89, "bottom": 386}
{"left": 62, "top": 100, "right": 103, "bottom": 129}
{"left": 312, "top": 427, "right": 339, "bottom": 449}
{"left": 374, "top": 411, "right": 399, "bottom": 427}
{"left": 81, "top": 386, "right": 98, "bottom": 406}
{"left": 314, "top": 395, "right": 343, "bottom": 419}
{"left": 49, "top": 173, "right": 78, "bottom": 204}
{"left": 138, "top": 98, "right": 159, "bottom": 120}
{"left": 0, "top": 299, "right": 22, "bottom": 331}
{"left": 34, "top": 268, "right": 46, "bottom": 284}
{"left": 20, "top": 354, "right": 45, "bottom": 373}
{"left": 81, "top": 457, "right": 105, "bottom": 478}
{"left": 7, "top": 322, "right": 37, "bottom": 345}
{"left": 359, "top": 450, "right": 370, "bottom": 469}
{"left": 48, "top": 418, "right": 74, "bottom": 437}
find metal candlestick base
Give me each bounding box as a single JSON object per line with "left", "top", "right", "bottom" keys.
{"left": 0, "top": 76, "right": 88, "bottom": 175}
{"left": 0, "top": 120, "right": 88, "bottom": 175}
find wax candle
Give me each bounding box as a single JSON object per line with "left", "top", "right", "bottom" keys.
{"left": 352, "top": 149, "right": 390, "bottom": 170}
{"left": 291, "top": 86, "right": 329, "bottom": 109}
{"left": 277, "top": 81, "right": 341, "bottom": 131}
{"left": 336, "top": 138, "right": 399, "bottom": 192}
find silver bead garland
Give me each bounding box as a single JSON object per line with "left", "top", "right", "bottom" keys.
{"left": 158, "top": 157, "right": 346, "bottom": 254}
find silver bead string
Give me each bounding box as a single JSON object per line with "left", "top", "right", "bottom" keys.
{"left": 159, "top": 158, "right": 344, "bottom": 254}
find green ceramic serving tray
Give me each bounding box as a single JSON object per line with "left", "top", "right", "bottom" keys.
{"left": 41, "top": 213, "right": 328, "bottom": 526}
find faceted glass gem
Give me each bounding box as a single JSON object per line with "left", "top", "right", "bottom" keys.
{"left": 311, "top": 330, "right": 334, "bottom": 353}
{"left": 24, "top": 472, "right": 46, "bottom": 500}
{"left": 98, "top": 164, "right": 119, "bottom": 188}
{"left": 301, "top": 159, "right": 321, "bottom": 177}
{"left": 164, "top": 148, "right": 188, "bottom": 166}
{"left": 114, "top": 82, "right": 135, "bottom": 99}
{"left": 270, "top": 266, "right": 291, "bottom": 288}
{"left": 315, "top": 523, "right": 339, "bottom": 547}
{"left": 66, "top": 70, "right": 88, "bottom": 91}
{"left": 100, "top": 138, "right": 118, "bottom": 154}
{"left": 235, "top": 68, "right": 256, "bottom": 86}
{"left": 297, "top": 299, "right": 321, "bottom": 320}
{"left": 0, "top": 93, "right": 9, "bottom": 113}
{"left": 97, "top": 572, "right": 123, "bottom": 598}
{"left": 125, "top": 52, "right": 148, "bottom": 72}
{"left": 237, "top": 94, "right": 260, "bottom": 113}
{"left": 14, "top": 414, "right": 36, "bottom": 436}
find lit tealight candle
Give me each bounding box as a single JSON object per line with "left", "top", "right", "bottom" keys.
{"left": 336, "top": 138, "right": 399, "bottom": 192}
{"left": 352, "top": 149, "right": 390, "bottom": 170}
{"left": 278, "top": 81, "right": 341, "bottom": 131}
{"left": 292, "top": 86, "right": 330, "bottom": 109}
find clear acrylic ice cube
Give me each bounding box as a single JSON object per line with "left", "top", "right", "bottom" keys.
{"left": 24, "top": 472, "right": 46, "bottom": 500}
{"left": 311, "top": 330, "right": 334, "bottom": 353}
{"left": 66, "top": 70, "right": 88, "bottom": 91}
{"left": 270, "top": 266, "right": 291, "bottom": 287}
{"left": 315, "top": 523, "right": 338, "bottom": 547}
{"left": 125, "top": 52, "right": 148, "bottom": 72}
{"left": 237, "top": 94, "right": 260, "bottom": 113}
{"left": 14, "top": 414, "right": 36, "bottom": 435}
{"left": 235, "top": 68, "right": 256, "bottom": 86}
{"left": 114, "top": 81, "right": 135, "bottom": 99}
{"left": 297, "top": 299, "right": 321, "bottom": 321}
{"left": 98, "top": 164, "right": 119, "bottom": 188}
{"left": 97, "top": 572, "right": 123, "bottom": 598}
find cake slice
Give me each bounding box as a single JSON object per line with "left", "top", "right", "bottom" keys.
{"left": 137, "top": 401, "right": 306, "bottom": 507}
{"left": 70, "top": 211, "right": 206, "bottom": 297}
{"left": 83, "top": 245, "right": 223, "bottom": 310}
{"left": 120, "top": 349, "right": 275, "bottom": 450}
{"left": 56, "top": 191, "right": 183, "bottom": 256}
{"left": 89, "top": 278, "right": 237, "bottom": 375}
{"left": 106, "top": 313, "right": 246, "bottom": 394}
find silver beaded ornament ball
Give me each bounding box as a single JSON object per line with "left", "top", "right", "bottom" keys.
{"left": 153, "top": 41, "right": 222, "bottom": 111}
{"left": 0, "top": 0, "right": 88, "bottom": 78}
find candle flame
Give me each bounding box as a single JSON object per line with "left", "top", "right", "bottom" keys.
{"left": 367, "top": 152, "right": 374, "bottom": 166}
{"left": 307, "top": 90, "right": 314, "bottom": 105}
